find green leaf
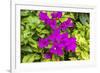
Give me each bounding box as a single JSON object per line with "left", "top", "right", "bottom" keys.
{"left": 36, "top": 28, "right": 41, "bottom": 32}
{"left": 43, "top": 59, "right": 51, "bottom": 62}
{"left": 86, "top": 30, "right": 90, "bottom": 39}
{"left": 22, "top": 54, "right": 34, "bottom": 63}
{"left": 22, "top": 16, "right": 40, "bottom": 25}
{"left": 37, "top": 34, "right": 45, "bottom": 38}
{"left": 23, "top": 30, "right": 31, "bottom": 38}
{"left": 28, "top": 38, "right": 37, "bottom": 44}
{"left": 60, "top": 13, "right": 74, "bottom": 22}
{"left": 80, "top": 31, "right": 85, "bottom": 37}
{"left": 32, "top": 17, "right": 40, "bottom": 24}
{"left": 21, "top": 46, "right": 33, "bottom": 53}
{"left": 52, "top": 54, "right": 60, "bottom": 61}
{"left": 46, "top": 44, "right": 52, "bottom": 48}
{"left": 76, "top": 22, "right": 83, "bottom": 29}
{"left": 31, "top": 24, "right": 37, "bottom": 29}
{"left": 27, "top": 16, "right": 40, "bottom": 24}
{"left": 41, "top": 29, "right": 49, "bottom": 34}
{"left": 38, "top": 23, "right": 45, "bottom": 29}
{"left": 33, "top": 48, "right": 39, "bottom": 52}
{"left": 81, "top": 51, "right": 89, "bottom": 60}
{"left": 21, "top": 10, "right": 30, "bottom": 16}
{"left": 34, "top": 54, "right": 41, "bottom": 60}
{"left": 21, "top": 34, "right": 29, "bottom": 45}
{"left": 72, "top": 29, "right": 78, "bottom": 35}
{"left": 76, "top": 47, "right": 81, "bottom": 53}
{"left": 28, "top": 39, "right": 38, "bottom": 50}
{"left": 79, "top": 14, "right": 89, "bottom": 25}
{"left": 47, "top": 12, "right": 52, "bottom": 18}
{"left": 69, "top": 12, "right": 75, "bottom": 19}
{"left": 60, "top": 16, "right": 67, "bottom": 22}
{"left": 29, "top": 42, "right": 38, "bottom": 49}
{"left": 22, "top": 54, "right": 41, "bottom": 63}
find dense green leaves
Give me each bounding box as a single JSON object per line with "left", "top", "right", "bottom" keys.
{"left": 72, "top": 20, "right": 90, "bottom": 60}
{"left": 79, "top": 13, "right": 89, "bottom": 24}
{"left": 21, "top": 10, "right": 30, "bottom": 16}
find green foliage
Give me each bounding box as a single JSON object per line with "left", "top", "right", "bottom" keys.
{"left": 72, "top": 21, "right": 90, "bottom": 60}
{"left": 22, "top": 54, "right": 35, "bottom": 63}
{"left": 21, "top": 10, "right": 90, "bottom": 63}
{"left": 22, "top": 54, "right": 41, "bottom": 63}
{"left": 79, "top": 13, "right": 89, "bottom": 24}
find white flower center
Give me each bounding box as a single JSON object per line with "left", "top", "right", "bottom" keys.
{"left": 54, "top": 48, "right": 56, "bottom": 50}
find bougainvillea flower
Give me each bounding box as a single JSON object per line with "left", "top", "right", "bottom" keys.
{"left": 60, "top": 33, "right": 69, "bottom": 45}
{"left": 51, "top": 12, "right": 62, "bottom": 19}
{"left": 50, "top": 44, "right": 64, "bottom": 56}
{"left": 48, "top": 28, "right": 61, "bottom": 42}
{"left": 44, "top": 53, "right": 52, "bottom": 59}
{"left": 61, "top": 32, "right": 68, "bottom": 39}
{"left": 64, "top": 37, "right": 76, "bottom": 52}
{"left": 65, "top": 18, "right": 74, "bottom": 27}
{"left": 45, "top": 19, "right": 57, "bottom": 29}
{"left": 67, "top": 43, "right": 76, "bottom": 52}
{"left": 38, "top": 11, "right": 77, "bottom": 57}
{"left": 39, "top": 11, "right": 49, "bottom": 21}
{"left": 60, "top": 18, "right": 74, "bottom": 31}
{"left": 48, "top": 32, "right": 64, "bottom": 56}
{"left": 38, "top": 38, "right": 49, "bottom": 48}
{"left": 59, "top": 21, "right": 67, "bottom": 30}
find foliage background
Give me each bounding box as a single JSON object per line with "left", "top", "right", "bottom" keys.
{"left": 20, "top": 10, "right": 90, "bottom": 63}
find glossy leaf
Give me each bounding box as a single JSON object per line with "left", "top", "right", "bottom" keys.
{"left": 22, "top": 54, "right": 34, "bottom": 63}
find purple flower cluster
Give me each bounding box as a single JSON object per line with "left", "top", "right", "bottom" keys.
{"left": 38, "top": 11, "right": 76, "bottom": 59}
